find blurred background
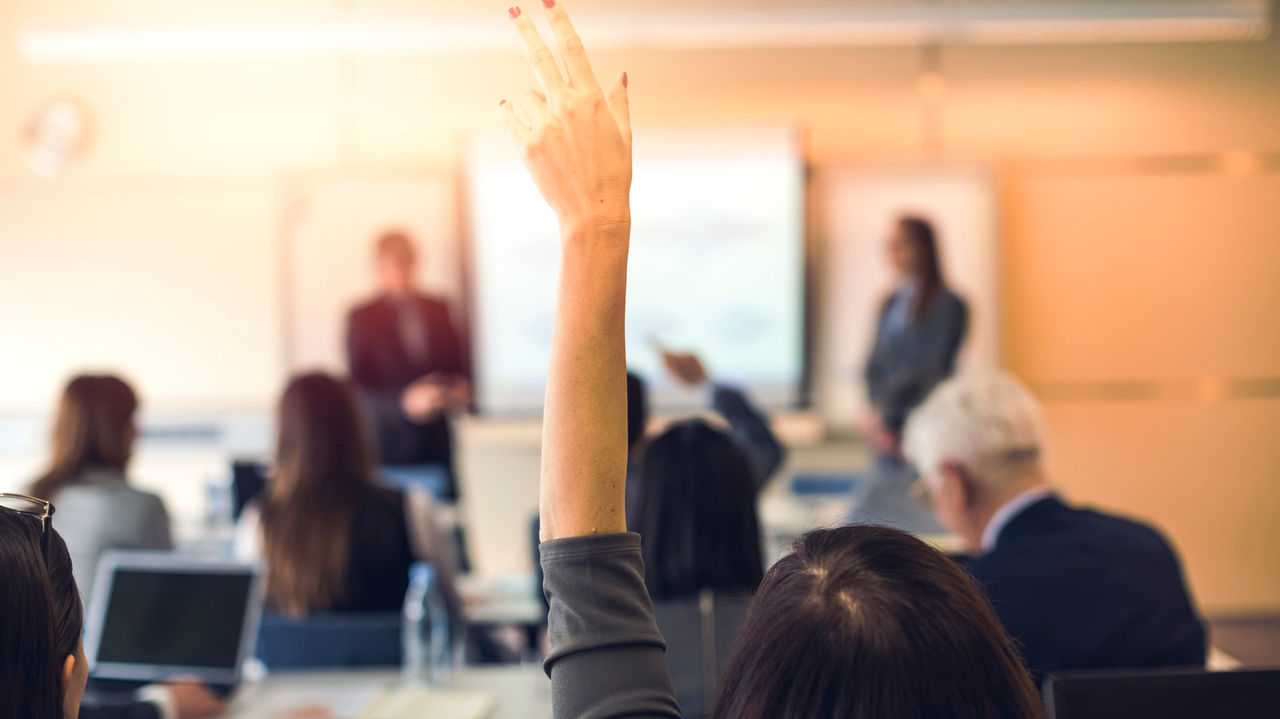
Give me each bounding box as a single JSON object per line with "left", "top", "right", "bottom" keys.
{"left": 1, "top": 0, "right": 1277, "bottom": 636}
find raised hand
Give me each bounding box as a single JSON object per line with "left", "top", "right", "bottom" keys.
{"left": 499, "top": 2, "right": 633, "bottom": 541}
{"left": 499, "top": 2, "right": 632, "bottom": 240}
{"left": 661, "top": 351, "right": 710, "bottom": 387}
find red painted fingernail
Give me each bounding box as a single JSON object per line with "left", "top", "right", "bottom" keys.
{"left": 622, "top": 72, "right": 628, "bottom": 88}
{"left": 542, "top": 0, "right": 555, "bottom": 8}
{"left": 499, "top": 99, "right": 507, "bottom": 106}
{"left": 508, "top": 6, "right": 521, "bottom": 19}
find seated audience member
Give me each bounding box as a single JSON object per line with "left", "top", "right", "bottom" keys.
{"left": 628, "top": 420, "right": 763, "bottom": 717}
{"left": 234, "top": 373, "right": 461, "bottom": 621}
{"left": 500, "top": 5, "right": 1042, "bottom": 717}
{"left": 657, "top": 351, "right": 786, "bottom": 487}
{"left": 29, "top": 375, "right": 172, "bottom": 601}
{"left": 0, "top": 495, "right": 223, "bottom": 719}
{"left": 533, "top": 360, "right": 780, "bottom": 614}
{"left": 902, "top": 370, "right": 1207, "bottom": 684}
{"left": 624, "top": 352, "right": 785, "bottom": 518}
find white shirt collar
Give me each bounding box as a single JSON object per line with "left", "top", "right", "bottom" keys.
{"left": 980, "top": 485, "right": 1054, "bottom": 554}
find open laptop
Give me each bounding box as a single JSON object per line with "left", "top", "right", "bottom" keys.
{"left": 84, "top": 551, "right": 264, "bottom": 697}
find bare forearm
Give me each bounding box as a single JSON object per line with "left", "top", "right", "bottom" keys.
{"left": 541, "top": 228, "right": 630, "bottom": 540}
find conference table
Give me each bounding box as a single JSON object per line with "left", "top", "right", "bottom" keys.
{"left": 229, "top": 665, "right": 551, "bottom": 719}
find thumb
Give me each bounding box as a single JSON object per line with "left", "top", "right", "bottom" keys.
{"left": 607, "top": 71, "right": 631, "bottom": 147}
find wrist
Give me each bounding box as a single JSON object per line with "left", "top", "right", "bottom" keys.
{"left": 558, "top": 212, "right": 631, "bottom": 246}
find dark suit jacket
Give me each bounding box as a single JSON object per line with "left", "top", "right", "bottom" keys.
{"left": 346, "top": 294, "right": 468, "bottom": 498}
{"left": 864, "top": 288, "right": 968, "bottom": 434}
{"left": 965, "top": 495, "right": 1207, "bottom": 686}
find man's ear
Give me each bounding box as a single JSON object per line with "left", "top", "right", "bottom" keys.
{"left": 939, "top": 460, "right": 977, "bottom": 508}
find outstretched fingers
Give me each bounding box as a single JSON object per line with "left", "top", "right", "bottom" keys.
{"left": 543, "top": 1, "right": 600, "bottom": 90}
{"left": 509, "top": 6, "right": 566, "bottom": 95}
{"left": 498, "top": 99, "right": 530, "bottom": 143}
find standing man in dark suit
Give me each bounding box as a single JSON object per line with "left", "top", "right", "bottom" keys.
{"left": 902, "top": 371, "right": 1207, "bottom": 686}
{"left": 346, "top": 230, "right": 470, "bottom": 501}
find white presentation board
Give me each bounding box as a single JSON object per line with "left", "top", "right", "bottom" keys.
{"left": 0, "top": 179, "right": 283, "bottom": 414}
{"left": 467, "top": 128, "right": 806, "bottom": 414}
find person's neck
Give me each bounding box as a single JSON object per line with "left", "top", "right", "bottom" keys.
{"left": 968, "top": 470, "right": 1052, "bottom": 552}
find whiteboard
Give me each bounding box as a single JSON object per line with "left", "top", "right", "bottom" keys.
{"left": 467, "top": 128, "right": 806, "bottom": 414}
{"left": 0, "top": 179, "right": 283, "bottom": 413}
{"left": 811, "top": 164, "right": 999, "bottom": 429}
{"left": 284, "top": 174, "right": 462, "bottom": 375}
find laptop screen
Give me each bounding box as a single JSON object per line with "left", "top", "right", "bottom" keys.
{"left": 96, "top": 569, "right": 252, "bottom": 669}
{"left": 86, "top": 554, "right": 262, "bottom": 684}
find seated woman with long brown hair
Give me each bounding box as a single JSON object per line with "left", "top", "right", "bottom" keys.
{"left": 1, "top": 494, "right": 223, "bottom": 719}
{"left": 29, "top": 374, "right": 172, "bottom": 602}
{"left": 234, "top": 372, "right": 460, "bottom": 619}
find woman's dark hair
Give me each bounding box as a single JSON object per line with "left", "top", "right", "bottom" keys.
{"left": 629, "top": 419, "right": 763, "bottom": 601}
{"left": 898, "top": 215, "right": 947, "bottom": 321}
{"left": 713, "top": 525, "right": 1043, "bottom": 719}
{"left": 0, "top": 514, "right": 84, "bottom": 719}
{"left": 626, "top": 371, "right": 649, "bottom": 451}
{"left": 260, "top": 372, "right": 377, "bottom": 615}
{"left": 30, "top": 375, "right": 139, "bottom": 500}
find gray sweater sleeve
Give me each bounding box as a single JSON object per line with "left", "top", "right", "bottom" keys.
{"left": 540, "top": 533, "right": 683, "bottom": 719}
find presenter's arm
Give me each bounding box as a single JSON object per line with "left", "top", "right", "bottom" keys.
{"left": 429, "top": 299, "right": 469, "bottom": 379}
{"left": 499, "top": 3, "right": 678, "bottom": 716}
{"left": 868, "top": 295, "right": 968, "bottom": 437}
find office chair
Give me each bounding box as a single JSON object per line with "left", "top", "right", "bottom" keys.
{"left": 1044, "top": 667, "right": 1280, "bottom": 719}
{"left": 255, "top": 612, "right": 403, "bottom": 669}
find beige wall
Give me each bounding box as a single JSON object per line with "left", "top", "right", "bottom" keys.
{"left": 2, "top": 1, "right": 1279, "bottom": 611}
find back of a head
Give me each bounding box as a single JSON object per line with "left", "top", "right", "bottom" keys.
{"left": 30, "top": 374, "right": 139, "bottom": 500}
{"left": 902, "top": 370, "right": 1046, "bottom": 492}
{"left": 631, "top": 419, "right": 763, "bottom": 601}
{"left": 274, "top": 372, "right": 375, "bottom": 500}
{"left": 0, "top": 515, "right": 83, "bottom": 719}
{"left": 263, "top": 372, "right": 376, "bottom": 615}
{"left": 713, "top": 525, "right": 1043, "bottom": 719}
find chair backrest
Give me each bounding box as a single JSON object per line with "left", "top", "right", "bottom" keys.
{"left": 255, "top": 611, "right": 402, "bottom": 669}
{"left": 1044, "top": 667, "right": 1280, "bottom": 719}
{"left": 230, "top": 460, "right": 268, "bottom": 520}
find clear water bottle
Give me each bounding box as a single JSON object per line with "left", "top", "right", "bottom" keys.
{"left": 402, "top": 562, "right": 453, "bottom": 687}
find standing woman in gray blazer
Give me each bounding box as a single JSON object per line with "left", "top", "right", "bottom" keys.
{"left": 863, "top": 216, "right": 969, "bottom": 456}
{"left": 28, "top": 375, "right": 172, "bottom": 601}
